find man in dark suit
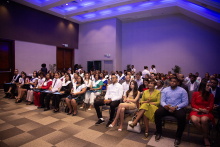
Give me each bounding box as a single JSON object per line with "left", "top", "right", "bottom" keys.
{"left": 210, "top": 78, "right": 220, "bottom": 110}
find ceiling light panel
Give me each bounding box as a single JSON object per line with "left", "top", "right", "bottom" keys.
{"left": 24, "top": 0, "right": 61, "bottom": 7}
{"left": 49, "top": 0, "right": 121, "bottom": 15}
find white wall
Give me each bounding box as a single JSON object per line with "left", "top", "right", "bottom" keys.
{"left": 77, "top": 18, "right": 119, "bottom": 72}
{"left": 116, "top": 18, "right": 122, "bottom": 71}
{"left": 122, "top": 14, "right": 220, "bottom": 77}
{"left": 15, "top": 40, "right": 56, "bottom": 75}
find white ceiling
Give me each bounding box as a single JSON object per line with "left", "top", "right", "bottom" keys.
{"left": 12, "top": 0, "right": 220, "bottom": 30}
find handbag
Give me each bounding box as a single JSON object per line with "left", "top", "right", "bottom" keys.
{"left": 127, "top": 115, "right": 141, "bottom": 133}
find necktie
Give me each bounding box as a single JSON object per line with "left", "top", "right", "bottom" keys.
{"left": 53, "top": 80, "right": 57, "bottom": 88}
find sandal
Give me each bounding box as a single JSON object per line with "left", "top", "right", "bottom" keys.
{"left": 144, "top": 132, "right": 149, "bottom": 138}
{"left": 53, "top": 108, "right": 59, "bottom": 113}
{"left": 129, "top": 123, "right": 137, "bottom": 128}
{"left": 72, "top": 111, "right": 78, "bottom": 116}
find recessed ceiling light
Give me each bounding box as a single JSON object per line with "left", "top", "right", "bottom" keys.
{"left": 66, "top": 4, "right": 68, "bottom": 5}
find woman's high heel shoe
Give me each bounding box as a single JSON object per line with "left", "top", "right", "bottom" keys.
{"left": 129, "top": 123, "right": 137, "bottom": 128}
{"left": 109, "top": 124, "right": 114, "bottom": 128}
{"left": 144, "top": 132, "right": 149, "bottom": 138}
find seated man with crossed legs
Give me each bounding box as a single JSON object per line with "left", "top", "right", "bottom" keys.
{"left": 94, "top": 75, "right": 123, "bottom": 127}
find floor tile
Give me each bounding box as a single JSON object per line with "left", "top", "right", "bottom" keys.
{"left": 34, "top": 116, "right": 59, "bottom": 125}
{"left": 55, "top": 136, "right": 90, "bottom": 147}
{"left": 59, "top": 124, "right": 87, "bottom": 136}
{"left": 116, "top": 138, "right": 146, "bottom": 147}
{"left": 0, "top": 127, "right": 24, "bottom": 140}
{"left": 40, "top": 131, "right": 71, "bottom": 145}
{"left": 74, "top": 128, "right": 103, "bottom": 142}
{"left": 91, "top": 134, "right": 123, "bottom": 147}
{"left": 28, "top": 126, "right": 56, "bottom": 138}
{"left": 2, "top": 132, "right": 36, "bottom": 147}
{"left": 17, "top": 121, "right": 43, "bottom": 132}
{"left": 20, "top": 138, "right": 53, "bottom": 147}
{"left": 0, "top": 123, "right": 14, "bottom": 132}
{"left": 8, "top": 118, "right": 34, "bottom": 126}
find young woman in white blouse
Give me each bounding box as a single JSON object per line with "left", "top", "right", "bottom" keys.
{"left": 80, "top": 73, "right": 92, "bottom": 109}
{"left": 66, "top": 76, "right": 86, "bottom": 116}
{"left": 26, "top": 71, "right": 38, "bottom": 105}
{"left": 84, "top": 74, "right": 103, "bottom": 110}
{"left": 15, "top": 72, "right": 30, "bottom": 103}
{"left": 72, "top": 72, "right": 79, "bottom": 85}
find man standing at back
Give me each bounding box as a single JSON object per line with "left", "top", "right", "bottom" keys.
{"left": 142, "top": 66, "right": 150, "bottom": 79}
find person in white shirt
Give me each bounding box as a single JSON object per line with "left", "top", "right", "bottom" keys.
{"left": 67, "top": 69, "right": 73, "bottom": 81}
{"left": 135, "top": 72, "right": 143, "bottom": 88}
{"left": 131, "top": 65, "right": 136, "bottom": 73}
{"left": 84, "top": 74, "right": 104, "bottom": 110}
{"left": 44, "top": 72, "right": 62, "bottom": 111}
{"left": 149, "top": 65, "right": 157, "bottom": 73}
{"left": 94, "top": 75, "right": 123, "bottom": 127}
{"left": 195, "top": 72, "right": 201, "bottom": 83}
{"left": 142, "top": 66, "right": 150, "bottom": 79}
{"left": 186, "top": 75, "right": 200, "bottom": 92}
{"left": 66, "top": 76, "right": 86, "bottom": 116}
{"left": 184, "top": 73, "right": 192, "bottom": 82}
{"left": 122, "top": 75, "right": 131, "bottom": 98}
{"left": 118, "top": 71, "right": 125, "bottom": 82}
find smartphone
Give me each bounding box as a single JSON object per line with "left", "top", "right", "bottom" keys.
{"left": 197, "top": 112, "right": 202, "bottom": 115}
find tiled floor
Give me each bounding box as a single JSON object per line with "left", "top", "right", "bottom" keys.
{"left": 0, "top": 89, "right": 219, "bottom": 147}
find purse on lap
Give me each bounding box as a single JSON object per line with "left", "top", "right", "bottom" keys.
{"left": 127, "top": 116, "right": 141, "bottom": 133}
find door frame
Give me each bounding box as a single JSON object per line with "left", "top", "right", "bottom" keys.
{"left": 0, "top": 38, "right": 15, "bottom": 88}
{"left": 56, "top": 46, "right": 74, "bottom": 71}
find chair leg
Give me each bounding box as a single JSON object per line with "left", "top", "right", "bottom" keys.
{"left": 188, "top": 122, "right": 190, "bottom": 142}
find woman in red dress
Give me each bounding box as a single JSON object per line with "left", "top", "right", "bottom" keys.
{"left": 188, "top": 81, "right": 215, "bottom": 147}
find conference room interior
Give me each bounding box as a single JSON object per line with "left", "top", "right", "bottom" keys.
{"left": 0, "top": 0, "right": 220, "bottom": 147}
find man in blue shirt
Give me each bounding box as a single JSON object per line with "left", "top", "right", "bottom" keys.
{"left": 155, "top": 77, "right": 188, "bottom": 145}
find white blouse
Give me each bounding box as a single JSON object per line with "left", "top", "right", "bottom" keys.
{"left": 37, "top": 78, "right": 45, "bottom": 87}
{"left": 84, "top": 79, "right": 92, "bottom": 87}
{"left": 73, "top": 84, "right": 86, "bottom": 93}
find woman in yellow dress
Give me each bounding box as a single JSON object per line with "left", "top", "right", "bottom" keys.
{"left": 129, "top": 79, "right": 161, "bottom": 138}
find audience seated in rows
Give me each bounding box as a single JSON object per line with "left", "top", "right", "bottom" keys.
{"left": 186, "top": 75, "right": 200, "bottom": 92}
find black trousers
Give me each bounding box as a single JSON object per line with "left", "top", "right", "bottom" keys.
{"left": 3, "top": 84, "right": 16, "bottom": 94}
{"left": 45, "top": 93, "right": 54, "bottom": 109}
{"left": 155, "top": 107, "right": 186, "bottom": 139}
{"left": 52, "top": 94, "right": 68, "bottom": 109}
{"left": 94, "top": 100, "right": 120, "bottom": 121}
{"left": 39, "top": 93, "right": 47, "bottom": 107}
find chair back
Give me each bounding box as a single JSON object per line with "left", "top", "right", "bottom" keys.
{"left": 188, "top": 91, "right": 194, "bottom": 104}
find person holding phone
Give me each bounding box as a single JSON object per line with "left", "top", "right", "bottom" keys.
{"left": 188, "top": 81, "right": 215, "bottom": 147}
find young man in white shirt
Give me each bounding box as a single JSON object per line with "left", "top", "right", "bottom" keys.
{"left": 127, "top": 71, "right": 134, "bottom": 80}
{"left": 142, "top": 66, "right": 150, "bottom": 79}
{"left": 186, "top": 75, "right": 200, "bottom": 92}
{"left": 135, "top": 73, "right": 143, "bottom": 88}
{"left": 131, "top": 65, "right": 136, "bottom": 73}
{"left": 122, "top": 75, "right": 131, "bottom": 99}
{"left": 94, "top": 75, "right": 123, "bottom": 127}
{"left": 149, "top": 65, "right": 157, "bottom": 73}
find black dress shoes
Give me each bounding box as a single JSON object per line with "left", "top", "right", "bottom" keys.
{"left": 44, "top": 108, "right": 50, "bottom": 111}
{"left": 155, "top": 134, "right": 161, "bottom": 141}
{"left": 174, "top": 138, "right": 181, "bottom": 145}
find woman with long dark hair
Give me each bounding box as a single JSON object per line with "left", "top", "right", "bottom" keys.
{"left": 26, "top": 71, "right": 38, "bottom": 105}
{"left": 15, "top": 72, "right": 30, "bottom": 103}
{"left": 188, "top": 81, "right": 215, "bottom": 147}
{"left": 66, "top": 76, "right": 86, "bottom": 115}
{"left": 109, "top": 80, "right": 140, "bottom": 131}
{"left": 129, "top": 79, "right": 161, "bottom": 138}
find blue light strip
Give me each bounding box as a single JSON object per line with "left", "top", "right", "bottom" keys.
{"left": 25, "top": 0, "right": 60, "bottom": 7}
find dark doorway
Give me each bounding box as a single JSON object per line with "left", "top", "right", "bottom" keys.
{"left": 87, "top": 61, "right": 93, "bottom": 72}
{"left": 56, "top": 47, "right": 74, "bottom": 71}
{"left": 0, "top": 39, "right": 15, "bottom": 89}
{"left": 94, "top": 61, "right": 101, "bottom": 71}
